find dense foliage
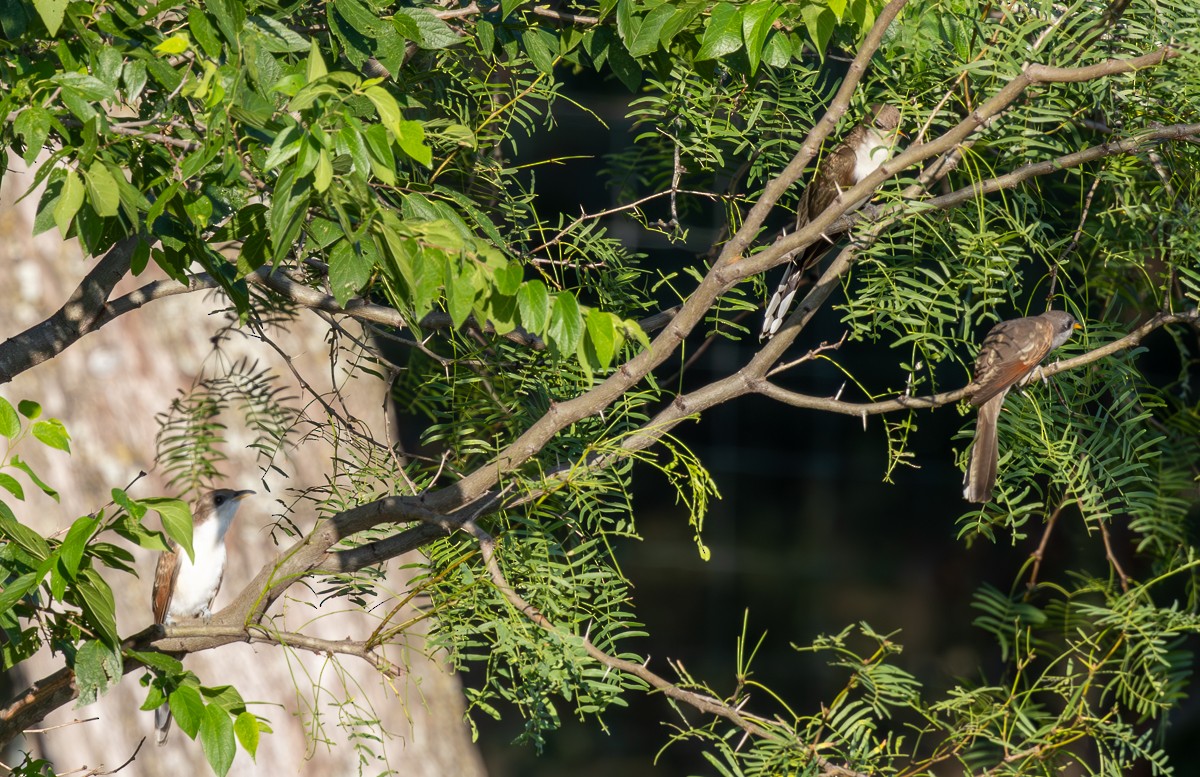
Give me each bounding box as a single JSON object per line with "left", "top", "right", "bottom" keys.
{"left": 2, "top": 0, "right": 1200, "bottom": 774}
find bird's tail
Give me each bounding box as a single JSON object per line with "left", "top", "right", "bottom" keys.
{"left": 963, "top": 395, "right": 1003, "bottom": 502}
{"left": 155, "top": 702, "right": 173, "bottom": 745}
{"left": 760, "top": 244, "right": 829, "bottom": 340}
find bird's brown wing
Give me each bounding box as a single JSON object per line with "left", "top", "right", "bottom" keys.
{"left": 970, "top": 317, "right": 1056, "bottom": 406}
{"left": 152, "top": 545, "right": 180, "bottom": 625}
{"left": 795, "top": 134, "right": 860, "bottom": 229}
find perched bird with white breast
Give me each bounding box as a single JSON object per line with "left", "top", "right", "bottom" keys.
{"left": 762, "top": 103, "right": 903, "bottom": 340}
{"left": 151, "top": 488, "right": 254, "bottom": 744}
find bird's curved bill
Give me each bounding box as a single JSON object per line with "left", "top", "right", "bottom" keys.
{"left": 232, "top": 490, "right": 255, "bottom": 500}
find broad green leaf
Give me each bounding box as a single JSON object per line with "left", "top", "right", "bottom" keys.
{"left": 394, "top": 8, "right": 460, "bottom": 49}
{"left": 263, "top": 122, "right": 303, "bottom": 169}
{"left": 494, "top": 262, "right": 523, "bottom": 296}
{"left": 548, "top": 291, "right": 584, "bottom": 353}
{"left": 0, "top": 473, "right": 23, "bottom": 500}
{"left": 0, "top": 571, "right": 38, "bottom": 614}
{"left": 126, "top": 649, "right": 185, "bottom": 674}
{"left": 53, "top": 170, "right": 85, "bottom": 237}
{"left": 628, "top": 3, "right": 675, "bottom": 58}
{"left": 741, "top": 1, "right": 783, "bottom": 74}
{"left": 16, "top": 399, "right": 39, "bottom": 419}
{"left": 234, "top": 712, "right": 260, "bottom": 759}
{"left": 154, "top": 33, "right": 191, "bottom": 55}
{"left": 200, "top": 704, "right": 237, "bottom": 777}
{"left": 445, "top": 260, "right": 476, "bottom": 328}
{"left": 328, "top": 239, "right": 374, "bottom": 306}
{"left": 143, "top": 497, "right": 194, "bottom": 561}
{"left": 586, "top": 308, "right": 618, "bottom": 367}
{"left": 59, "top": 514, "right": 98, "bottom": 579}
{"left": 33, "top": 0, "right": 67, "bottom": 36}
{"left": 74, "top": 640, "right": 123, "bottom": 707}
{"left": 363, "top": 123, "right": 396, "bottom": 184}
{"left": 112, "top": 513, "right": 171, "bottom": 552}
{"left": 395, "top": 120, "right": 432, "bottom": 167}
{"left": 517, "top": 280, "right": 551, "bottom": 332}
{"left": 801, "top": 5, "right": 835, "bottom": 56}
{"left": 314, "top": 147, "right": 333, "bottom": 192}
{"left": 364, "top": 85, "right": 402, "bottom": 135}
{"left": 32, "top": 419, "right": 71, "bottom": 452}
{"left": 188, "top": 7, "right": 223, "bottom": 57}
{"left": 11, "top": 457, "right": 58, "bottom": 501}
{"left": 696, "top": 3, "right": 743, "bottom": 61}
{"left": 76, "top": 569, "right": 120, "bottom": 646}
{"left": 169, "top": 684, "right": 206, "bottom": 739}
{"left": 522, "top": 27, "right": 556, "bottom": 74}
{"left": 660, "top": 2, "right": 705, "bottom": 47}
{"left": 0, "top": 397, "right": 19, "bottom": 438}
{"left": 14, "top": 107, "right": 51, "bottom": 167}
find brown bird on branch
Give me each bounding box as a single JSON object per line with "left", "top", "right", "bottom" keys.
{"left": 963, "top": 311, "right": 1082, "bottom": 502}
{"left": 151, "top": 488, "right": 254, "bottom": 744}
{"left": 761, "top": 103, "right": 903, "bottom": 340}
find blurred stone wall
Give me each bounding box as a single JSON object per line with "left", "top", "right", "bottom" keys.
{"left": 0, "top": 157, "right": 486, "bottom": 777}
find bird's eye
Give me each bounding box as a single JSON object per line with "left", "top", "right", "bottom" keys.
{"left": 215, "top": 495, "right": 226, "bottom": 506}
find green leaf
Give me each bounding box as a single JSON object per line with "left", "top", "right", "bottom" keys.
{"left": 14, "top": 107, "right": 51, "bottom": 167}
{"left": 17, "top": 399, "right": 42, "bottom": 419}
{"left": 517, "top": 280, "right": 551, "bottom": 332}
{"left": 396, "top": 120, "right": 432, "bottom": 168}
{"left": 33, "top": 0, "right": 67, "bottom": 36}
{"left": 53, "top": 170, "right": 85, "bottom": 237}
{"left": 154, "top": 33, "right": 192, "bottom": 55}
{"left": 697, "top": 3, "right": 743, "bottom": 61}
{"left": 169, "top": 684, "right": 206, "bottom": 739}
{"left": 0, "top": 397, "right": 19, "bottom": 438}
{"left": 0, "top": 473, "right": 24, "bottom": 500}
{"left": 363, "top": 123, "right": 396, "bottom": 184}
{"left": 263, "top": 122, "right": 304, "bottom": 169}
{"left": 234, "top": 712, "right": 260, "bottom": 759}
{"left": 0, "top": 571, "right": 38, "bottom": 617}
{"left": 76, "top": 568, "right": 120, "bottom": 646}
{"left": 143, "top": 497, "right": 194, "bottom": 561}
{"left": 364, "top": 85, "right": 402, "bottom": 136}
{"left": 10, "top": 456, "right": 58, "bottom": 501}
{"left": 200, "top": 703, "right": 237, "bottom": 777}
{"left": 188, "top": 7, "right": 223, "bottom": 57}
{"left": 32, "top": 419, "right": 71, "bottom": 453}
{"left": 741, "top": 1, "right": 783, "bottom": 75}
{"left": 126, "top": 649, "right": 184, "bottom": 674}
{"left": 548, "top": 291, "right": 584, "bottom": 353}
{"left": 628, "top": 3, "right": 675, "bottom": 58}
{"left": 328, "top": 239, "right": 374, "bottom": 306}
{"left": 60, "top": 514, "right": 99, "bottom": 579}
{"left": 394, "top": 8, "right": 460, "bottom": 49}
{"left": 522, "top": 27, "right": 556, "bottom": 74}
{"left": 84, "top": 162, "right": 121, "bottom": 218}
{"left": 801, "top": 5, "right": 836, "bottom": 56}
{"left": 586, "top": 309, "right": 618, "bottom": 367}
{"left": 445, "top": 259, "right": 477, "bottom": 328}
{"left": 74, "top": 640, "right": 123, "bottom": 707}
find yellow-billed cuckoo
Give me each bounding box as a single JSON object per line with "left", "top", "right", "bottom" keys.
{"left": 963, "top": 311, "right": 1082, "bottom": 502}
{"left": 151, "top": 488, "right": 254, "bottom": 744}
{"left": 761, "top": 103, "right": 903, "bottom": 340}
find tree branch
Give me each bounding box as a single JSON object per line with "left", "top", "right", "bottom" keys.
{"left": 0, "top": 235, "right": 142, "bottom": 385}
{"left": 756, "top": 309, "right": 1200, "bottom": 416}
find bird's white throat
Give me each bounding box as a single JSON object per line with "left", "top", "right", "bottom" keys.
{"left": 854, "top": 129, "right": 895, "bottom": 182}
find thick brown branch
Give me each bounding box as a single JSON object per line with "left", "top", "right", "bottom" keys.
{"left": 0, "top": 235, "right": 142, "bottom": 385}
{"left": 757, "top": 310, "right": 1200, "bottom": 416}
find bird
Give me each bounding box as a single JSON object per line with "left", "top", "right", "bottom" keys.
{"left": 151, "top": 488, "right": 254, "bottom": 745}
{"left": 962, "top": 311, "right": 1082, "bottom": 502}
{"left": 761, "top": 103, "right": 903, "bottom": 340}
